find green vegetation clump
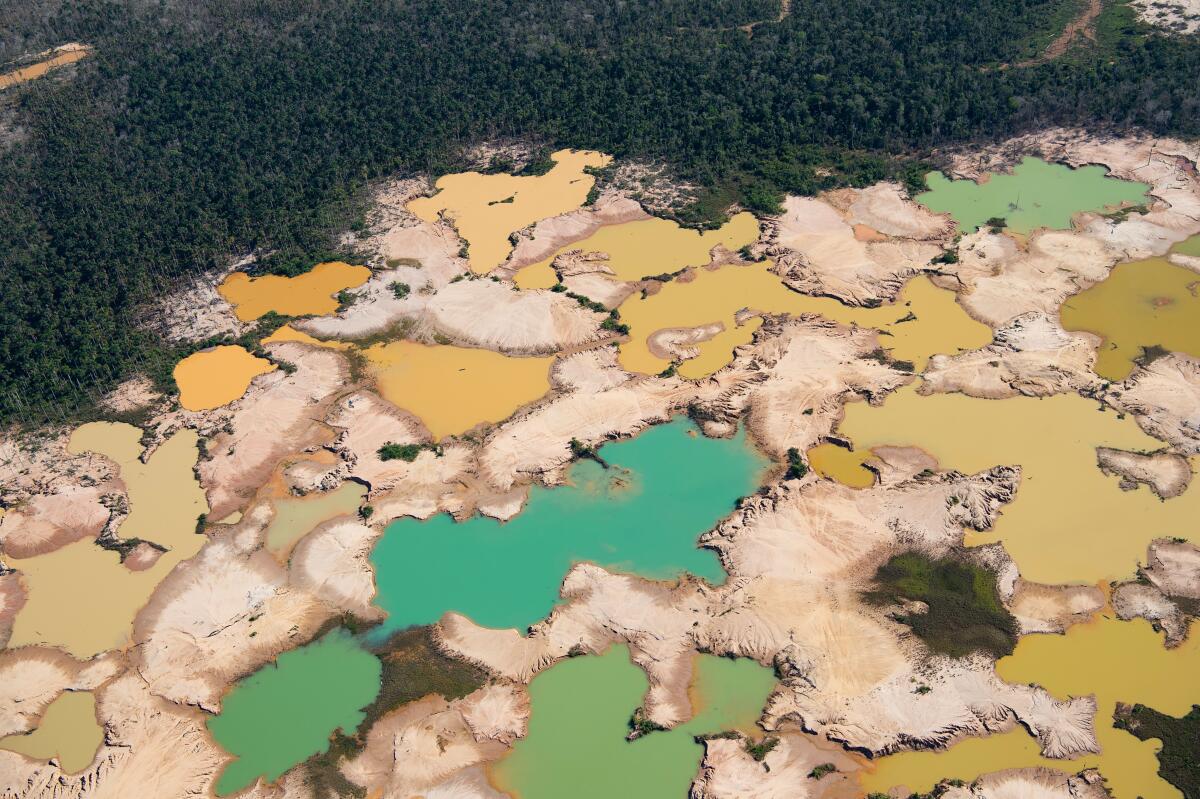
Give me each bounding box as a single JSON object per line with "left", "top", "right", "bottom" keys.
{"left": 1114, "top": 702, "right": 1200, "bottom": 799}
{"left": 808, "top": 762, "right": 837, "bottom": 779}
{"left": 569, "top": 437, "right": 609, "bottom": 467}
{"left": 864, "top": 552, "right": 1018, "bottom": 658}
{"left": 744, "top": 736, "right": 779, "bottom": 761}
{"left": 629, "top": 707, "right": 667, "bottom": 736}
{"left": 389, "top": 281, "right": 410, "bottom": 299}
{"left": 565, "top": 289, "right": 607, "bottom": 314}
{"left": 378, "top": 442, "right": 422, "bottom": 462}
{"left": 784, "top": 447, "right": 809, "bottom": 480}
{"left": 985, "top": 216, "right": 1008, "bottom": 233}
{"left": 863, "top": 347, "right": 913, "bottom": 373}
{"left": 378, "top": 442, "right": 442, "bottom": 462}
{"left": 600, "top": 314, "right": 630, "bottom": 335}
{"left": 518, "top": 151, "right": 556, "bottom": 177}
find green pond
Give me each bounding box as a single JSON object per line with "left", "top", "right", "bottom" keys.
{"left": 370, "top": 417, "right": 768, "bottom": 633}
{"left": 490, "top": 645, "right": 777, "bottom": 798}
{"left": 1172, "top": 233, "right": 1200, "bottom": 257}
{"left": 916, "top": 156, "right": 1149, "bottom": 233}
{"left": 208, "top": 629, "right": 381, "bottom": 796}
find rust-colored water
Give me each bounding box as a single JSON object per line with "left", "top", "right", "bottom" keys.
{"left": 173, "top": 345, "right": 275, "bottom": 411}
{"left": 218, "top": 262, "right": 370, "bottom": 322}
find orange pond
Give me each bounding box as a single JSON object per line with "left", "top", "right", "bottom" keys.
{"left": 174, "top": 345, "right": 275, "bottom": 411}
{"left": 365, "top": 341, "right": 554, "bottom": 439}
{"left": 217, "top": 262, "right": 370, "bottom": 322}
{"left": 409, "top": 150, "right": 611, "bottom": 274}
{"left": 0, "top": 45, "right": 90, "bottom": 90}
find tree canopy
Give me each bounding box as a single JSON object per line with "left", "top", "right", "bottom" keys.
{"left": 2, "top": 0, "right": 1198, "bottom": 422}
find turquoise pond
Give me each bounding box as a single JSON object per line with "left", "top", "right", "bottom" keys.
{"left": 369, "top": 417, "right": 768, "bottom": 632}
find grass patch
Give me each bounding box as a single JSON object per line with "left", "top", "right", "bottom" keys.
{"left": 864, "top": 552, "right": 1018, "bottom": 658}
{"left": 1115, "top": 702, "right": 1200, "bottom": 799}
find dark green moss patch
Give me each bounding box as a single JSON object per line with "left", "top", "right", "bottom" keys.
{"left": 864, "top": 552, "right": 1018, "bottom": 658}
{"left": 1115, "top": 702, "right": 1200, "bottom": 799}
{"left": 301, "top": 625, "right": 490, "bottom": 798}
{"left": 364, "top": 626, "right": 490, "bottom": 728}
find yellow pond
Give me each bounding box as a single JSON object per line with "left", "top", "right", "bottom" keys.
{"left": 218, "top": 261, "right": 370, "bottom": 322}
{"left": 860, "top": 616, "right": 1200, "bottom": 799}
{"left": 824, "top": 385, "right": 1197, "bottom": 584}
{"left": 174, "top": 345, "right": 275, "bottom": 411}
{"left": 1060, "top": 256, "right": 1200, "bottom": 382}
{"left": 366, "top": 341, "right": 554, "bottom": 439}
{"left": 409, "top": 150, "right": 611, "bottom": 273}
{"left": 618, "top": 267, "right": 992, "bottom": 378}
{"left": 0, "top": 46, "right": 90, "bottom": 90}
{"left": 6, "top": 423, "right": 208, "bottom": 657}
{"left": 265, "top": 482, "right": 367, "bottom": 558}
{"left": 0, "top": 691, "right": 103, "bottom": 773}
{"left": 807, "top": 442, "right": 877, "bottom": 488}
{"left": 261, "top": 323, "right": 349, "bottom": 349}
{"left": 513, "top": 213, "right": 760, "bottom": 290}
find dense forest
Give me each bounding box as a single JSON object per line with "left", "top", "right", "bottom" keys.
{"left": 1, "top": 0, "right": 1199, "bottom": 423}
